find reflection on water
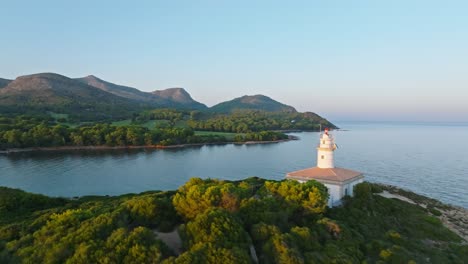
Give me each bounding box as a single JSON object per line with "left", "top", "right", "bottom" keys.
{"left": 1, "top": 122, "right": 467, "bottom": 208}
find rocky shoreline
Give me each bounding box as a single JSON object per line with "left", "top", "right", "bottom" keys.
{"left": 0, "top": 135, "right": 298, "bottom": 154}
{"left": 377, "top": 184, "right": 468, "bottom": 243}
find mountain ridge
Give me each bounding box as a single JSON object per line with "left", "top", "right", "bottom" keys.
{"left": 152, "top": 87, "right": 199, "bottom": 104}
{"left": 75, "top": 75, "right": 156, "bottom": 102}
{"left": 210, "top": 94, "right": 297, "bottom": 113}
{"left": 0, "top": 72, "right": 323, "bottom": 122}
{"left": 75, "top": 75, "right": 207, "bottom": 109}
{"left": 0, "top": 73, "right": 142, "bottom": 119}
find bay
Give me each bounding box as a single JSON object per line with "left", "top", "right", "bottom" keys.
{"left": 1, "top": 121, "right": 467, "bottom": 208}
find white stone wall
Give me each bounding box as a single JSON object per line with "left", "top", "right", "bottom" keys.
{"left": 294, "top": 177, "right": 364, "bottom": 207}
{"left": 324, "top": 178, "right": 364, "bottom": 207}
{"left": 323, "top": 183, "right": 342, "bottom": 207}
{"left": 317, "top": 149, "right": 334, "bottom": 168}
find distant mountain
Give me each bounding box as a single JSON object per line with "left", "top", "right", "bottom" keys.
{"left": 0, "top": 73, "right": 146, "bottom": 120}
{"left": 0, "top": 73, "right": 331, "bottom": 123}
{"left": 0, "top": 78, "right": 12, "bottom": 89}
{"left": 210, "top": 94, "right": 297, "bottom": 113}
{"left": 152, "top": 87, "right": 206, "bottom": 109}
{"left": 76, "top": 75, "right": 206, "bottom": 109}
{"left": 75, "top": 75, "right": 160, "bottom": 103}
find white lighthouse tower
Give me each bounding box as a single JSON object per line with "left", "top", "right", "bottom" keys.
{"left": 286, "top": 128, "right": 364, "bottom": 207}
{"left": 317, "top": 128, "right": 336, "bottom": 169}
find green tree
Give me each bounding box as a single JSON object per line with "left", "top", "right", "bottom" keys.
{"left": 184, "top": 209, "right": 249, "bottom": 249}
{"left": 264, "top": 180, "right": 329, "bottom": 215}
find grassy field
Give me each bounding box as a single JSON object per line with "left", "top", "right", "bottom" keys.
{"left": 194, "top": 131, "right": 239, "bottom": 140}
{"left": 111, "top": 119, "right": 167, "bottom": 128}
{"left": 111, "top": 119, "right": 132, "bottom": 126}
{"left": 48, "top": 118, "right": 184, "bottom": 129}
{"left": 112, "top": 120, "right": 239, "bottom": 139}
{"left": 112, "top": 119, "right": 188, "bottom": 129}
{"left": 174, "top": 120, "right": 189, "bottom": 128}
{"left": 48, "top": 112, "right": 69, "bottom": 120}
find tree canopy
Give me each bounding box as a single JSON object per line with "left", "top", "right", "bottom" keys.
{"left": 0, "top": 115, "right": 288, "bottom": 149}
{"left": 1, "top": 179, "right": 466, "bottom": 263}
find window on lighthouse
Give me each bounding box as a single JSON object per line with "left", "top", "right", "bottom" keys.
{"left": 321, "top": 155, "right": 324, "bottom": 159}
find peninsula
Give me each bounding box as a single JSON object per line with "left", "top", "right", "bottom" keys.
{"left": 0, "top": 73, "right": 335, "bottom": 152}
{"left": 0, "top": 178, "right": 466, "bottom": 263}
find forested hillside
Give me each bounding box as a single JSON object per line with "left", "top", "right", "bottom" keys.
{"left": 0, "top": 73, "right": 331, "bottom": 123}
{"left": 0, "top": 73, "right": 207, "bottom": 120}
{"left": 0, "top": 108, "right": 335, "bottom": 150}
{"left": 135, "top": 109, "right": 337, "bottom": 133}
{"left": 0, "top": 116, "right": 288, "bottom": 149}
{"left": 0, "top": 73, "right": 142, "bottom": 120}
{"left": 0, "top": 179, "right": 466, "bottom": 263}
{"left": 210, "top": 95, "right": 296, "bottom": 113}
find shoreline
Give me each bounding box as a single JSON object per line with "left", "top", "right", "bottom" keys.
{"left": 376, "top": 183, "right": 468, "bottom": 243}
{"left": 0, "top": 136, "right": 298, "bottom": 154}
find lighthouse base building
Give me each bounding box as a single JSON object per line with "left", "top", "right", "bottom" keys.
{"left": 286, "top": 129, "right": 364, "bottom": 207}
{"left": 286, "top": 167, "right": 364, "bottom": 207}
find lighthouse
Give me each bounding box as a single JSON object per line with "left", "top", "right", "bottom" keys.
{"left": 286, "top": 128, "right": 364, "bottom": 207}
{"left": 317, "top": 128, "right": 336, "bottom": 169}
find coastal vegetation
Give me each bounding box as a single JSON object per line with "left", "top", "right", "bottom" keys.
{"left": 0, "top": 179, "right": 466, "bottom": 263}
{"left": 0, "top": 115, "right": 288, "bottom": 150}
{"left": 133, "top": 108, "right": 336, "bottom": 133}
{"left": 0, "top": 73, "right": 336, "bottom": 150}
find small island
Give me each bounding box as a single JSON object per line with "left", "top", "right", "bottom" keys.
{"left": 1, "top": 178, "right": 466, "bottom": 263}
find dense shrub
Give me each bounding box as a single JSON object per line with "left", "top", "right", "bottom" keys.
{"left": 173, "top": 178, "right": 249, "bottom": 220}
{"left": 1, "top": 181, "right": 467, "bottom": 263}
{"left": 184, "top": 209, "right": 250, "bottom": 249}
{"left": 164, "top": 242, "right": 251, "bottom": 264}
{"left": 263, "top": 180, "right": 329, "bottom": 215}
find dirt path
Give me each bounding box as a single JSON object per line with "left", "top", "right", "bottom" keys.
{"left": 154, "top": 228, "right": 183, "bottom": 255}
{"left": 378, "top": 191, "right": 418, "bottom": 206}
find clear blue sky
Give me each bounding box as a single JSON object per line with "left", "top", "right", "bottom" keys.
{"left": 1, "top": 0, "right": 467, "bottom": 122}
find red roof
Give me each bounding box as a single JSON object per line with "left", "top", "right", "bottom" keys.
{"left": 286, "top": 167, "right": 363, "bottom": 183}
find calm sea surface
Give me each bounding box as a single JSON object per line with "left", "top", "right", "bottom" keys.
{"left": 1, "top": 122, "right": 467, "bottom": 208}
